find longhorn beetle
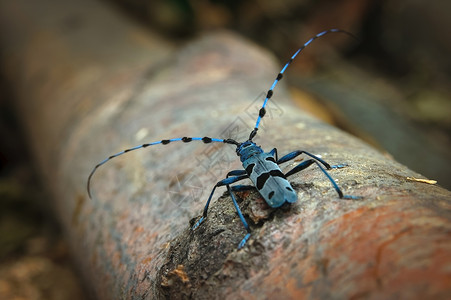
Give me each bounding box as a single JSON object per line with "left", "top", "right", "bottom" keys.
{"left": 87, "top": 29, "right": 361, "bottom": 249}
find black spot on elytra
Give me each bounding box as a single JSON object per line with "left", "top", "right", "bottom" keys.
{"left": 269, "top": 169, "right": 286, "bottom": 179}
{"left": 257, "top": 170, "right": 287, "bottom": 190}
{"left": 245, "top": 163, "right": 255, "bottom": 176}
{"left": 265, "top": 156, "right": 276, "bottom": 163}
{"left": 256, "top": 172, "right": 270, "bottom": 190}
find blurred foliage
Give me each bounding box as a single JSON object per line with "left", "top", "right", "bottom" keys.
{"left": 108, "top": 0, "right": 450, "bottom": 103}
{"left": 0, "top": 81, "right": 88, "bottom": 299}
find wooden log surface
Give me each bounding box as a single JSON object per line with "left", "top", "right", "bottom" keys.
{"left": 1, "top": 0, "right": 451, "bottom": 299}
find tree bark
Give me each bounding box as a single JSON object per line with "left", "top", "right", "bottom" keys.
{"left": 1, "top": 0, "right": 450, "bottom": 299}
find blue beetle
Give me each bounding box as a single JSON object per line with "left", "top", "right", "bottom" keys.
{"left": 87, "top": 29, "right": 360, "bottom": 249}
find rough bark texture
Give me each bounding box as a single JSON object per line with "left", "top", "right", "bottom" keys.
{"left": 1, "top": 0, "right": 450, "bottom": 299}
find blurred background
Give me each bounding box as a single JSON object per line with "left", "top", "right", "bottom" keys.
{"left": 0, "top": 0, "right": 450, "bottom": 298}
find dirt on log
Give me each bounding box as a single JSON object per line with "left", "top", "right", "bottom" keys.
{"left": 0, "top": 0, "right": 450, "bottom": 299}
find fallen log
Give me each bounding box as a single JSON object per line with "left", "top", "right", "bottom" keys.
{"left": 0, "top": 0, "right": 450, "bottom": 299}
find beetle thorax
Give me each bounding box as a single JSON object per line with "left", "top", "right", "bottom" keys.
{"left": 236, "top": 141, "right": 264, "bottom": 163}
